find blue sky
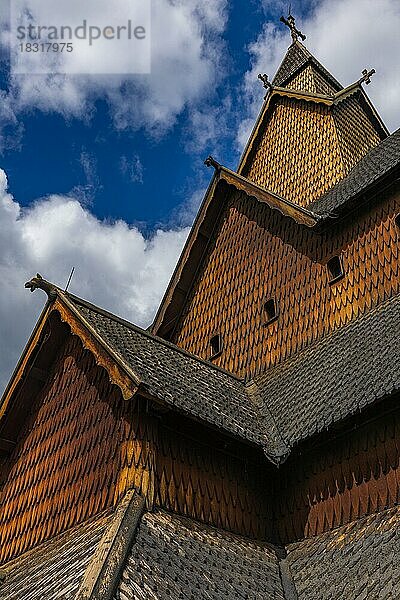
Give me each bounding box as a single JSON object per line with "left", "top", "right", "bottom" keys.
{"left": 0, "top": 0, "right": 399, "bottom": 392}
{"left": 1, "top": 0, "right": 273, "bottom": 229}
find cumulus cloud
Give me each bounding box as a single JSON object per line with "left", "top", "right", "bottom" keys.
{"left": 0, "top": 0, "right": 228, "bottom": 148}
{"left": 238, "top": 0, "right": 400, "bottom": 148}
{"left": 0, "top": 168, "right": 189, "bottom": 394}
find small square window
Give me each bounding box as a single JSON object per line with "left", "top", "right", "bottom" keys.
{"left": 210, "top": 334, "right": 222, "bottom": 358}
{"left": 264, "top": 299, "right": 278, "bottom": 324}
{"left": 327, "top": 255, "right": 344, "bottom": 283}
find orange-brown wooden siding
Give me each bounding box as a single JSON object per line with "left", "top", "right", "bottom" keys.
{"left": 285, "top": 64, "right": 337, "bottom": 95}
{"left": 0, "top": 327, "right": 156, "bottom": 564}
{"left": 172, "top": 189, "right": 400, "bottom": 379}
{"left": 154, "top": 415, "right": 271, "bottom": 540}
{"left": 0, "top": 318, "right": 272, "bottom": 563}
{"left": 243, "top": 96, "right": 381, "bottom": 207}
{"left": 275, "top": 403, "right": 400, "bottom": 544}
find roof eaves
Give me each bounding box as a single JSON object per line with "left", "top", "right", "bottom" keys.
{"left": 68, "top": 291, "right": 244, "bottom": 383}
{"left": 207, "top": 159, "right": 320, "bottom": 228}
{"left": 58, "top": 291, "right": 143, "bottom": 393}
{"left": 245, "top": 381, "right": 290, "bottom": 466}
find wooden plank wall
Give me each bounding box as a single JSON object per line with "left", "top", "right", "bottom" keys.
{"left": 274, "top": 403, "right": 400, "bottom": 544}
{"left": 172, "top": 188, "right": 400, "bottom": 379}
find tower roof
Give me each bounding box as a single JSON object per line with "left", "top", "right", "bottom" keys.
{"left": 238, "top": 25, "right": 388, "bottom": 208}
{"left": 272, "top": 40, "right": 343, "bottom": 93}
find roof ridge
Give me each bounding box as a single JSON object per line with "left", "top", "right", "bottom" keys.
{"left": 66, "top": 292, "right": 244, "bottom": 382}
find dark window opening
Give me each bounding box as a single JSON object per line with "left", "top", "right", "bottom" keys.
{"left": 395, "top": 214, "right": 400, "bottom": 229}
{"left": 210, "top": 334, "right": 222, "bottom": 358}
{"left": 264, "top": 299, "right": 278, "bottom": 324}
{"left": 327, "top": 255, "right": 344, "bottom": 283}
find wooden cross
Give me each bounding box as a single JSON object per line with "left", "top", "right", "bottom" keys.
{"left": 280, "top": 13, "right": 306, "bottom": 43}
{"left": 360, "top": 68, "right": 376, "bottom": 85}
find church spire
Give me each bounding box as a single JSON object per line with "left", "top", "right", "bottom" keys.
{"left": 237, "top": 18, "right": 388, "bottom": 208}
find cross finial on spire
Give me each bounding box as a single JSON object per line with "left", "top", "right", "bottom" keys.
{"left": 280, "top": 13, "right": 306, "bottom": 43}
{"left": 359, "top": 68, "right": 376, "bottom": 85}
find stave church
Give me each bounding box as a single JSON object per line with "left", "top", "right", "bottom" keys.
{"left": 0, "top": 13, "right": 399, "bottom": 600}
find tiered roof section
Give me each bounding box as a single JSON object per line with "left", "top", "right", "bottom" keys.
{"left": 239, "top": 40, "right": 388, "bottom": 208}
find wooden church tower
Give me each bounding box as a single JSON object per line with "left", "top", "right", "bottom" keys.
{"left": 0, "top": 14, "right": 399, "bottom": 600}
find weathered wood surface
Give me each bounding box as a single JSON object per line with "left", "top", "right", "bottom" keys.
{"left": 275, "top": 403, "right": 400, "bottom": 544}
{"left": 172, "top": 189, "right": 400, "bottom": 379}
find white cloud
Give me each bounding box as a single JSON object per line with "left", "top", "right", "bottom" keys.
{"left": 0, "top": 0, "right": 228, "bottom": 145}
{"left": 0, "top": 168, "right": 189, "bottom": 394}
{"left": 238, "top": 0, "right": 400, "bottom": 149}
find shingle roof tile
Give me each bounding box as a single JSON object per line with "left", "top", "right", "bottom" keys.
{"left": 254, "top": 293, "right": 400, "bottom": 454}
{"left": 115, "top": 510, "right": 285, "bottom": 600}
{"left": 68, "top": 290, "right": 400, "bottom": 464}
{"left": 286, "top": 504, "right": 400, "bottom": 599}
{"left": 311, "top": 127, "right": 400, "bottom": 215}
{"left": 70, "top": 296, "right": 266, "bottom": 448}
{"left": 0, "top": 511, "right": 112, "bottom": 600}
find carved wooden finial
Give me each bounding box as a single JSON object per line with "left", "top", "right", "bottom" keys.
{"left": 280, "top": 13, "right": 306, "bottom": 43}
{"left": 24, "top": 274, "right": 58, "bottom": 300}
{"left": 258, "top": 73, "right": 273, "bottom": 92}
{"left": 360, "top": 68, "right": 376, "bottom": 85}
{"left": 204, "top": 156, "right": 221, "bottom": 170}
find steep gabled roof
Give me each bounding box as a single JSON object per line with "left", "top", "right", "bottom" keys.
{"left": 66, "top": 292, "right": 267, "bottom": 449}
{"left": 151, "top": 165, "right": 320, "bottom": 341}
{"left": 254, "top": 292, "right": 400, "bottom": 457}
{"left": 238, "top": 41, "right": 387, "bottom": 209}
{"left": 272, "top": 40, "right": 343, "bottom": 91}
{"left": 10, "top": 279, "right": 400, "bottom": 467}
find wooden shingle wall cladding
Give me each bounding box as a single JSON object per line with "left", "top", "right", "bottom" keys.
{"left": 154, "top": 414, "right": 272, "bottom": 541}
{"left": 172, "top": 188, "right": 400, "bottom": 379}
{"left": 285, "top": 65, "right": 337, "bottom": 95}
{"left": 275, "top": 402, "right": 400, "bottom": 544}
{"left": 0, "top": 325, "right": 156, "bottom": 565}
{"left": 243, "top": 96, "right": 381, "bottom": 208}
{"left": 333, "top": 97, "right": 381, "bottom": 174}
{"left": 245, "top": 98, "right": 344, "bottom": 207}
{"left": 0, "top": 317, "right": 271, "bottom": 564}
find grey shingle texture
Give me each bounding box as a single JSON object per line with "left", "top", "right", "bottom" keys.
{"left": 114, "top": 510, "right": 285, "bottom": 600}
{"left": 71, "top": 297, "right": 266, "bottom": 448}
{"left": 69, "top": 291, "right": 400, "bottom": 464}
{"left": 254, "top": 293, "right": 400, "bottom": 454}
{"left": 311, "top": 127, "right": 400, "bottom": 216}
{"left": 286, "top": 504, "right": 400, "bottom": 599}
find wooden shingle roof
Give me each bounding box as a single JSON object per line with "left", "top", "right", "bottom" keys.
{"left": 272, "top": 40, "right": 343, "bottom": 91}
{"left": 310, "top": 126, "right": 400, "bottom": 216}
{"left": 65, "top": 288, "right": 400, "bottom": 464}
{"left": 254, "top": 292, "right": 400, "bottom": 458}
